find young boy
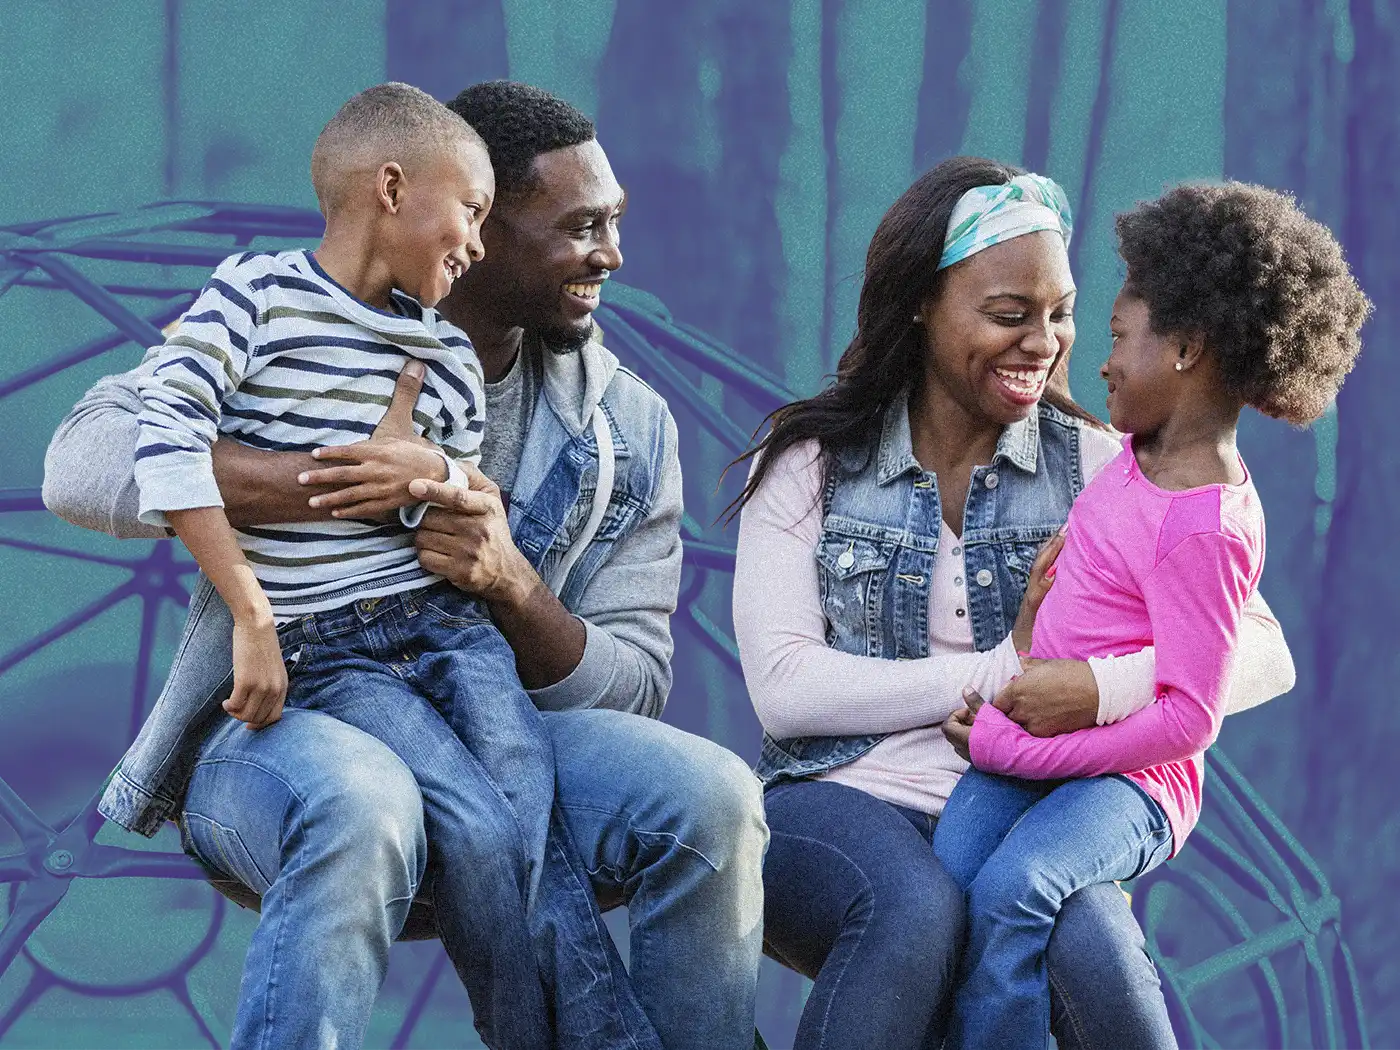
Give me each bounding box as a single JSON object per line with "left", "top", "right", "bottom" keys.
{"left": 131, "top": 82, "right": 659, "bottom": 1050}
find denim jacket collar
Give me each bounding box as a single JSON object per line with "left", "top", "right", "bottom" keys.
{"left": 871, "top": 390, "right": 1042, "bottom": 486}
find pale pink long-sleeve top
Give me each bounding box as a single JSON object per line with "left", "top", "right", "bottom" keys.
{"left": 735, "top": 427, "right": 1289, "bottom": 819}
{"left": 969, "top": 436, "right": 1265, "bottom": 853}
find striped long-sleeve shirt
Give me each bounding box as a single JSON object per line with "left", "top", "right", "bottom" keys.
{"left": 134, "top": 249, "right": 484, "bottom": 616}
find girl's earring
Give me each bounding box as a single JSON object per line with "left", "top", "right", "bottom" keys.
{"left": 1174, "top": 362, "right": 1184, "bottom": 371}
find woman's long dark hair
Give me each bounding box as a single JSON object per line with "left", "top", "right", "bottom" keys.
{"left": 724, "top": 156, "right": 1103, "bottom": 521}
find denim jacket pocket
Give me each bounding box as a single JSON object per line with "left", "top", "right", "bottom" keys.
{"left": 816, "top": 534, "right": 894, "bottom": 653}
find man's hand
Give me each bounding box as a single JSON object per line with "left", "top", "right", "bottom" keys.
{"left": 225, "top": 618, "right": 287, "bottom": 730}
{"left": 410, "top": 470, "right": 539, "bottom": 608}
{"left": 295, "top": 361, "right": 449, "bottom": 519}
{"left": 992, "top": 657, "right": 1100, "bottom": 737}
{"left": 942, "top": 687, "right": 985, "bottom": 763}
{"left": 1011, "top": 529, "right": 1065, "bottom": 652}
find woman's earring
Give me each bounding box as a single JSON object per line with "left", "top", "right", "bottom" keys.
{"left": 912, "top": 314, "right": 921, "bottom": 323}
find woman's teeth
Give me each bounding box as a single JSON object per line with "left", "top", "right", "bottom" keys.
{"left": 995, "top": 367, "right": 1047, "bottom": 395}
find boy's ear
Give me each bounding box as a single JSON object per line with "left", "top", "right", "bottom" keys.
{"left": 376, "top": 162, "right": 405, "bottom": 214}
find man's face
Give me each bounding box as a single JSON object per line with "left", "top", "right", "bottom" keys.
{"left": 457, "top": 138, "right": 625, "bottom": 351}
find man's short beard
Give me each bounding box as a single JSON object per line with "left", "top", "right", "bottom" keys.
{"left": 537, "top": 318, "right": 595, "bottom": 356}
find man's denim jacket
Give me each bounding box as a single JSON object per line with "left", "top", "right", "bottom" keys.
{"left": 43, "top": 338, "right": 683, "bottom": 835}
{"left": 754, "top": 394, "right": 1089, "bottom": 786}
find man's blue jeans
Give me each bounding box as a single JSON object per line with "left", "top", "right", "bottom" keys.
{"left": 180, "top": 684, "right": 765, "bottom": 1048}
{"left": 934, "top": 769, "right": 1175, "bottom": 1050}
{"left": 763, "top": 778, "right": 1178, "bottom": 1050}
{"left": 245, "top": 582, "right": 657, "bottom": 1050}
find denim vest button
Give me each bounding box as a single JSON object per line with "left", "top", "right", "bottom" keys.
{"left": 985, "top": 472, "right": 999, "bottom": 489}
{"left": 837, "top": 550, "right": 855, "bottom": 570}
{"left": 976, "top": 568, "right": 994, "bottom": 587}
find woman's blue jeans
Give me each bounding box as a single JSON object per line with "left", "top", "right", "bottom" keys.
{"left": 934, "top": 769, "right": 1175, "bottom": 1050}
{"left": 762, "top": 778, "right": 1178, "bottom": 1050}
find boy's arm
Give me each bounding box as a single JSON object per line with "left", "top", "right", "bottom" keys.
{"left": 44, "top": 362, "right": 437, "bottom": 535}
{"left": 165, "top": 507, "right": 285, "bottom": 728}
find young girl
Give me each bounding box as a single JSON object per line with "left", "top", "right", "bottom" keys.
{"left": 933, "top": 182, "right": 1370, "bottom": 1050}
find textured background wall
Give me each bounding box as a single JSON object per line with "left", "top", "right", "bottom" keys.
{"left": 0, "top": 1, "right": 1396, "bottom": 1047}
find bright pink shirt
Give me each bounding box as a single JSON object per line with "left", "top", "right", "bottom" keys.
{"left": 968, "top": 436, "right": 1265, "bottom": 853}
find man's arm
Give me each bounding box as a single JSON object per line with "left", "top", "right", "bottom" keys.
{"left": 413, "top": 411, "right": 683, "bottom": 719}
{"left": 44, "top": 364, "right": 438, "bottom": 536}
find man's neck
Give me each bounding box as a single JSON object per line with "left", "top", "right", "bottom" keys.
{"left": 440, "top": 297, "right": 526, "bottom": 382}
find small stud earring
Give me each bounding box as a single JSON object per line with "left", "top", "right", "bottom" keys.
{"left": 1174, "top": 362, "right": 1183, "bottom": 371}
{"left": 912, "top": 314, "right": 921, "bottom": 323}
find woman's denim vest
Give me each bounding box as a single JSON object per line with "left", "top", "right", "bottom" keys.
{"left": 753, "top": 394, "right": 1091, "bottom": 787}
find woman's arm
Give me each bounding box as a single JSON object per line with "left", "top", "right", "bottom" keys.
{"left": 970, "top": 530, "right": 1257, "bottom": 778}
{"left": 734, "top": 442, "right": 1023, "bottom": 739}
{"left": 1091, "top": 589, "right": 1294, "bottom": 724}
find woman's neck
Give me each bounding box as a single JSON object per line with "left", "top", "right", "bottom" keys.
{"left": 908, "top": 380, "right": 1002, "bottom": 477}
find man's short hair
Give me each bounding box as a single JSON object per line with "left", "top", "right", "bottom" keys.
{"left": 311, "top": 81, "right": 485, "bottom": 215}
{"left": 445, "top": 81, "right": 595, "bottom": 202}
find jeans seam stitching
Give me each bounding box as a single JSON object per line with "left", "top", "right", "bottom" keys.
{"left": 768, "top": 828, "right": 876, "bottom": 1050}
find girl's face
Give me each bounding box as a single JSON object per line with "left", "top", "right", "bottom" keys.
{"left": 918, "top": 230, "right": 1076, "bottom": 427}
{"left": 1101, "top": 286, "right": 1183, "bottom": 434}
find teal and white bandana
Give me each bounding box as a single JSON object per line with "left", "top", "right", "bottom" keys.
{"left": 937, "top": 173, "right": 1073, "bottom": 271}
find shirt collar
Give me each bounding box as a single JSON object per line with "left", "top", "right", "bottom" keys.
{"left": 874, "top": 391, "right": 1042, "bottom": 485}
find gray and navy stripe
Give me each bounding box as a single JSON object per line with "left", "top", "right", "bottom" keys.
{"left": 134, "top": 249, "right": 484, "bottom": 616}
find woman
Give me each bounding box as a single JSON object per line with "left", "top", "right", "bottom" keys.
{"left": 731, "top": 158, "right": 1295, "bottom": 1050}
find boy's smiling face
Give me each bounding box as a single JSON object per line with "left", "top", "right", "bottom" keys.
{"left": 389, "top": 137, "right": 494, "bottom": 308}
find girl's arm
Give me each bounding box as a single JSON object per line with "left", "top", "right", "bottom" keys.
{"left": 1091, "top": 589, "right": 1294, "bottom": 724}
{"left": 734, "top": 442, "right": 1023, "bottom": 739}
{"left": 969, "top": 529, "right": 1257, "bottom": 778}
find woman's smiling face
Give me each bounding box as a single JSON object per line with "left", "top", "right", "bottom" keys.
{"left": 918, "top": 230, "right": 1077, "bottom": 427}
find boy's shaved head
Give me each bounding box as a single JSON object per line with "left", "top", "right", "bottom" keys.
{"left": 311, "top": 82, "right": 485, "bottom": 215}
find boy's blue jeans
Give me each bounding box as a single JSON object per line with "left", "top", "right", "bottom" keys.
{"left": 934, "top": 768, "right": 1174, "bottom": 1050}
{"left": 228, "top": 582, "right": 657, "bottom": 1050}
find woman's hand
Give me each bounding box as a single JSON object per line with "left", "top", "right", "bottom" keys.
{"left": 991, "top": 657, "right": 1100, "bottom": 737}
{"left": 225, "top": 618, "right": 288, "bottom": 730}
{"left": 942, "top": 687, "right": 984, "bottom": 763}
{"left": 1011, "top": 530, "right": 1065, "bottom": 652}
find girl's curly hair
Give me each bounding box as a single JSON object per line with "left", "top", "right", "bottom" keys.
{"left": 1115, "top": 182, "right": 1371, "bottom": 425}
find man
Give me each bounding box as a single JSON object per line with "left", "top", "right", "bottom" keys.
{"left": 43, "top": 80, "right": 766, "bottom": 1050}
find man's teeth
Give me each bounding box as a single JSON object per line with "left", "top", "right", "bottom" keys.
{"left": 565, "top": 282, "right": 602, "bottom": 298}
{"left": 995, "top": 367, "right": 1047, "bottom": 393}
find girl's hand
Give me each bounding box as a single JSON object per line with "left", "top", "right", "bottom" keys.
{"left": 225, "top": 619, "right": 288, "bottom": 730}
{"left": 1012, "top": 530, "right": 1065, "bottom": 652}
{"left": 992, "top": 657, "right": 1099, "bottom": 737}
{"left": 942, "top": 687, "right": 985, "bottom": 762}
{"left": 299, "top": 438, "right": 449, "bottom": 519}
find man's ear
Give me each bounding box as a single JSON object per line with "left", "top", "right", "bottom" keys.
{"left": 376, "top": 162, "right": 405, "bottom": 214}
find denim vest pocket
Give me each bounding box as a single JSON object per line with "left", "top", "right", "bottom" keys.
{"left": 815, "top": 533, "right": 895, "bottom": 654}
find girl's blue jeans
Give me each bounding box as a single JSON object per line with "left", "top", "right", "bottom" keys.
{"left": 934, "top": 768, "right": 1174, "bottom": 1050}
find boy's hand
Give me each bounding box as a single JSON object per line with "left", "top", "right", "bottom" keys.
{"left": 1012, "top": 529, "right": 1065, "bottom": 653}
{"left": 942, "top": 687, "right": 984, "bottom": 763}
{"left": 224, "top": 619, "right": 288, "bottom": 730}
